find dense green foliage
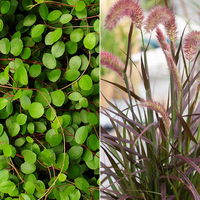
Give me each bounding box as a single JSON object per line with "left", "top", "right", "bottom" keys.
{"left": 0, "top": 0, "right": 99, "bottom": 199}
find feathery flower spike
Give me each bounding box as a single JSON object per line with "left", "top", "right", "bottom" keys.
{"left": 101, "top": 51, "right": 124, "bottom": 76}
{"left": 141, "top": 100, "right": 170, "bottom": 132}
{"left": 145, "top": 6, "right": 177, "bottom": 42}
{"left": 183, "top": 31, "right": 200, "bottom": 61}
{"left": 156, "top": 28, "right": 170, "bottom": 52}
{"left": 105, "top": 0, "right": 144, "bottom": 30}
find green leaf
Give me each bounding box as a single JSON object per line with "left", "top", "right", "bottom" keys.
{"left": 0, "top": 124, "right": 3, "bottom": 136}
{"left": 0, "top": 169, "right": 9, "bottom": 181}
{"left": 87, "top": 134, "right": 99, "bottom": 151}
{"left": 76, "top": 8, "right": 87, "bottom": 19}
{"left": 27, "top": 122, "right": 35, "bottom": 134}
{"left": 20, "top": 95, "right": 31, "bottom": 110}
{"left": 45, "top": 107, "right": 56, "bottom": 121}
{"left": 31, "top": 24, "right": 45, "bottom": 39}
{"left": 0, "top": 98, "right": 8, "bottom": 110}
{"left": 79, "top": 97, "right": 88, "bottom": 108}
{"left": 15, "top": 65, "right": 28, "bottom": 85}
{"left": 0, "top": 38, "right": 10, "bottom": 54}
{"left": 38, "top": 149, "right": 56, "bottom": 167}
{"left": 47, "top": 69, "right": 61, "bottom": 82}
{"left": 75, "top": 126, "right": 89, "bottom": 144}
{"left": 51, "top": 41, "right": 65, "bottom": 58}
{"left": 10, "top": 38, "right": 23, "bottom": 56}
{"left": 66, "top": 41, "right": 77, "bottom": 54}
{"left": 70, "top": 28, "right": 84, "bottom": 43}
{"left": 0, "top": 19, "right": 3, "bottom": 32}
{"left": 20, "top": 47, "right": 31, "bottom": 59}
{"left": 28, "top": 102, "right": 44, "bottom": 119}
{"left": 60, "top": 14, "right": 72, "bottom": 24}
{"left": 65, "top": 69, "right": 80, "bottom": 81}
{"left": 93, "top": 19, "right": 99, "bottom": 32}
{"left": 24, "top": 181, "right": 35, "bottom": 195}
{"left": 45, "top": 28, "right": 62, "bottom": 45}
{"left": 39, "top": 3, "right": 49, "bottom": 20}
{"left": 0, "top": 181, "right": 16, "bottom": 194}
{"left": 69, "top": 55, "right": 81, "bottom": 70}
{"left": 22, "top": 150, "right": 37, "bottom": 164}
{"left": 86, "top": 152, "right": 99, "bottom": 170}
{"left": 75, "top": 1, "right": 86, "bottom": 11}
{"left": 68, "top": 92, "right": 82, "bottom": 101}
{"left": 55, "top": 153, "right": 69, "bottom": 172}
{"left": 2, "top": 144, "right": 12, "bottom": 157}
{"left": 0, "top": 1, "right": 10, "bottom": 14}
{"left": 16, "top": 113, "right": 27, "bottom": 125}
{"left": 47, "top": 10, "right": 62, "bottom": 21}
{"left": 20, "top": 162, "right": 36, "bottom": 174}
{"left": 42, "top": 53, "right": 56, "bottom": 69}
{"left": 58, "top": 173, "right": 67, "bottom": 182}
{"left": 68, "top": 146, "right": 83, "bottom": 160}
{"left": 79, "top": 74, "right": 93, "bottom": 90}
{"left": 51, "top": 90, "right": 65, "bottom": 107}
{"left": 75, "top": 177, "right": 89, "bottom": 191}
{"left": 83, "top": 33, "right": 97, "bottom": 50}
{"left": 29, "top": 64, "right": 41, "bottom": 78}
{"left": 23, "top": 14, "right": 36, "bottom": 26}
{"left": 35, "top": 88, "right": 51, "bottom": 107}
{"left": 45, "top": 129, "right": 62, "bottom": 147}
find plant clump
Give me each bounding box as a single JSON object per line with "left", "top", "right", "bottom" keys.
{"left": 0, "top": 0, "right": 99, "bottom": 199}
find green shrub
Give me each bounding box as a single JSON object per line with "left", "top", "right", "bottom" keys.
{"left": 0, "top": 0, "right": 99, "bottom": 199}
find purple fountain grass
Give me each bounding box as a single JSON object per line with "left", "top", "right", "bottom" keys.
{"left": 183, "top": 31, "right": 200, "bottom": 61}
{"left": 104, "top": 0, "right": 144, "bottom": 30}
{"left": 141, "top": 100, "right": 170, "bottom": 132}
{"left": 100, "top": 51, "right": 124, "bottom": 76}
{"left": 144, "top": 6, "right": 177, "bottom": 42}
{"left": 156, "top": 28, "right": 182, "bottom": 100}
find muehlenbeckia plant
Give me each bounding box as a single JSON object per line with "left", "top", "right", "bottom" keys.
{"left": 101, "top": 0, "right": 200, "bottom": 200}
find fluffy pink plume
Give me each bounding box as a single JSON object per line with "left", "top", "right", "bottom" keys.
{"left": 141, "top": 100, "right": 170, "bottom": 132}
{"left": 105, "top": 0, "right": 144, "bottom": 30}
{"left": 183, "top": 31, "right": 200, "bottom": 60}
{"left": 156, "top": 28, "right": 170, "bottom": 52}
{"left": 145, "top": 6, "right": 177, "bottom": 42}
{"left": 101, "top": 51, "right": 124, "bottom": 76}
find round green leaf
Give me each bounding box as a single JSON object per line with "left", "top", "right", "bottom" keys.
{"left": 65, "top": 69, "right": 80, "bottom": 82}
{"left": 28, "top": 102, "right": 44, "bottom": 119}
{"left": 60, "top": 14, "right": 72, "bottom": 24}
{"left": 45, "top": 28, "right": 62, "bottom": 45}
{"left": 23, "top": 14, "right": 36, "bottom": 26}
{"left": 39, "top": 3, "right": 49, "bottom": 20}
{"left": 79, "top": 97, "right": 88, "bottom": 108}
{"left": 87, "top": 134, "right": 99, "bottom": 151}
{"left": 75, "top": 1, "right": 86, "bottom": 11}
{"left": 68, "top": 146, "right": 83, "bottom": 160}
{"left": 0, "top": 181, "right": 16, "bottom": 194}
{"left": 68, "top": 92, "right": 82, "bottom": 101}
{"left": 51, "top": 90, "right": 65, "bottom": 107}
{"left": 51, "top": 41, "right": 65, "bottom": 58}
{"left": 38, "top": 149, "right": 56, "bottom": 166}
{"left": 0, "top": 38, "right": 10, "bottom": 55}
{"left": 31, "top": 24, "right": 45, "bottom": 39}
{"left": 58, "top": 173, "right": 67, "bottom": 182}
{"left": 20, "top": 95, "right": 31, "bottom": 110}
{"left": 47, "top": 69, "right": 61, "bottom": 82}
{"left": 70, "top": 28, "right": 84, "bottom": 43}
{"left": 16, "top": 113, "right": 27, "bottom": 125}
{"left": 66, "top": 41, "right": 77, "bottom": 54}
{"left": 45, "top": 129, "right": 62, "bottom": 147}
{"left": 47, "top": 10, "right": 62, "bottom": 21}
{"left": 10, "top": 38, "right": 23, "bottom": 56}
{"left": 83, "top": 33, "right": 97, "bottom": 50}
{"left": 0, "top": 1, "right": 10, "bottom": 14}
{"left": 20, "top": 162, "right": 36, "bottom": 174}
{"left": 79, "top": 74, "right": 93, "bottom": 90}
{"left": 42, "top": 53, "right": 56, "bottom": 69}
{"left": 29, "top": 64, "right": 41, "bottom": 78}
{"left": 0, "top": 98, "right": 8, "bottom": 110}
{"left": 69, "top": 56, "right": 81, "bottom": 70}
{"left": 75, "top": 177, "right": 89, "bottom": 191}
{"left": 20, "top": 47, "right": 31, "bottom": 59}
{"left": 21, "top": 150, "right": 37, "bottom": 164}
{"left": 75, "top": 126, "right": 88, "bottom": 144}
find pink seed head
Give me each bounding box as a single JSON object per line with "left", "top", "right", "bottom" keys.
{"left": 141, "top": 100, "right": 170, "bottom": 132}
{"left": 105, "top": 0, "right": 144, "bottom": 30}
{"left": 156, "top": 28, "right": 170, "bottom": 52}
{"left": 144, "top": 6, "right": 177, "bottom": 42}
{"left": 101, "top": 51, "right": 124, "bottom": 76}
{"left": 183, "top": 31, "right": 200, "bottom": 61}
